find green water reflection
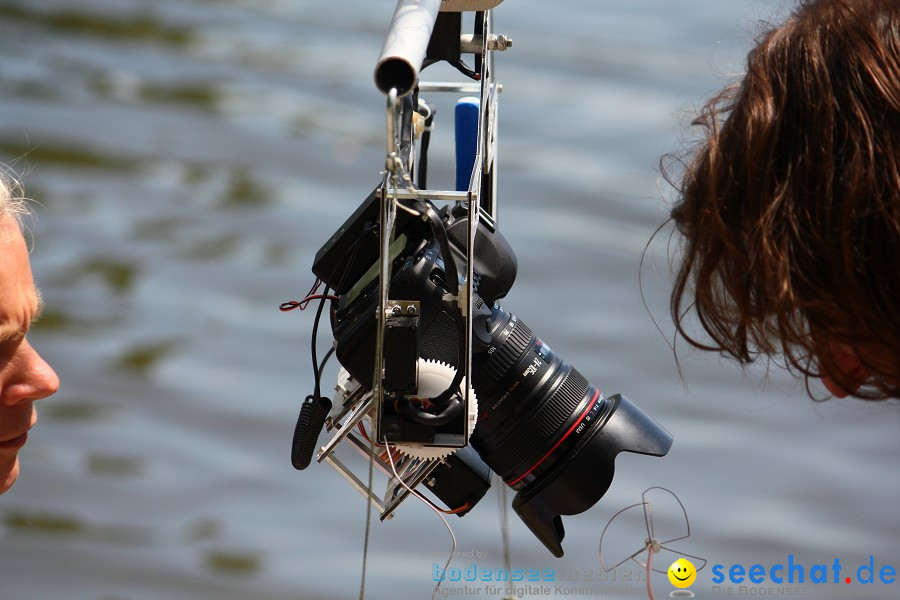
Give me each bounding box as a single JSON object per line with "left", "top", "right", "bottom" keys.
{"left": 2, "top": 510, "right": 152, "bottom": 545}
{"left": 0, "top": 3, "right": 191, "bottom": 46}
{"left": 113, "top": 340, "right": 180, "bottom": 376}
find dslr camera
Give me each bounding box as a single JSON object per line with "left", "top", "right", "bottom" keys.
{"left": 294, "top": 185, "right": 672, "bottom": 557}
{"left": 290, "top": 0, "right": 672, "bottom": 558}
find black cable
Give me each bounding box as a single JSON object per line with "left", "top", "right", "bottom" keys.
{"left": 421, "top": 203, "right": 461, "bottom": 302}
{"left": 473, "top": 12, "right": 485, "bottom": 76}
{"left": 398, "top": 396, "right": 462, "bottom": 426}
{"left": 292, "top": 277, "right": 335, "bottom": 471}
{"left": 310, "top": 288, "right": 330, "bottom": 399}
{"left": 398, "top": 201, "right": 466, "bottom": 416}
{"left": 290, "top": 222, "right": 372, "bottom": 472}
{"left": 426, "top": 207, "right": 467, "bottom": 404}
{"left": 449, "top": 59, "right": 480, "bottom": 81}
{"left": 319, "top": 345, "right": 335, "bottom": 378}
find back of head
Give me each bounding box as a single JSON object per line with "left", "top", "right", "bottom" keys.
{"left": 669, "top": 0, "right": 900, "bottom": 398}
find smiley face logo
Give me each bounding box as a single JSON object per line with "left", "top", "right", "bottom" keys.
{"left": 668, "top": 558, "right": 697, "bottom": 588}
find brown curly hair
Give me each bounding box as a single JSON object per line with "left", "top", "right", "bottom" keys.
{"left": 668, "top": 0, "right": 900, "bottom": 399}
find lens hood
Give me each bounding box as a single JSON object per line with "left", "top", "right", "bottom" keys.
{"left": 511, "top": 393, "right": 673, "bottom": 557}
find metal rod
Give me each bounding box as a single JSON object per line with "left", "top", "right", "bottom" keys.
{"left": 459, "top": 34, "right": 483, "bottom": 54}
{"left": 460, "top": 33, "right": 512, "bottom": 54}
{"left": 456, "top": 11, "right": 492, "bottom": 439}
{"left": 477, "top": 10, "right": 500, "bottom": 223}
{"left": 441, "top": 0, "right": 505, "bottom": 10}
{"left": 372, "top": 190, "right": 397, "bottom": 443}
{"left": 418, "top": 81, "right": 483, "bottom": 94}
{"left": 318, "top": 393, "right": 373, "bottom": 460}
{"left": 323, "top": 385, "right": 368, "bottom": 433}
{"left": 373, "top": 91, "right": 403, "bottom": 444}
{"left": 378, "top": 188, "right": 469, "bottom": 203}
{"left": 381, "top": 458, "right": 443, "bottom": 518}
{"left": 345, "top": 432, "right": 395, "bottom": 480}
{"left": 385, "top": 89, "right": 398, "bottom": 161}
{"left": 322, "top": 453, "right": 391, "bottom": 518}
{"left": 374, "top": 0, "right": 443, "bottom": 96}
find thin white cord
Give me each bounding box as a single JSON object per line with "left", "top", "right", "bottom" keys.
{"left": 385, "top": 446, "right": 457, "bottom": 600}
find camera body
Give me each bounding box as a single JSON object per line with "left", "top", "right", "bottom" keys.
{"left": 318, "top": 198, "right": 513, "bottom": 448}
{"left": 309, "top": 190, "right": 673, "bottom": 557}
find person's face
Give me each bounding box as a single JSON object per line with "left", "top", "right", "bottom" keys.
{"left": 820, "top": 341, "right": 868, "bottom": 398}
{"left": 0, "top": 215, "right": 59, "bottom": 493}
{"left": 819, "top": 339, "right": 900, "bottom": 398}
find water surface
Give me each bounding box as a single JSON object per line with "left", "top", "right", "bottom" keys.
{"left": 2, "top": 1, "right": 898, "bottom": 599}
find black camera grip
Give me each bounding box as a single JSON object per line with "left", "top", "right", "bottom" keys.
{"left": 291, "top": 395, "right": 332, "bottom": 470}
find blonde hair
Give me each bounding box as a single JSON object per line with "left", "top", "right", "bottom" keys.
{"left": 0, "top": 168, "right": 30, "bottom": 223}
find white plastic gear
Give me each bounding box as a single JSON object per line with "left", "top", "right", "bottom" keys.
{"left": 393, "top": 359, "right": 478, "bottom": 460}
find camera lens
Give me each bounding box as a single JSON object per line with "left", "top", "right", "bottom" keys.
{"left": 470, "top": 306, "right": 672, "bottom": 557}
{"left": 471, "top": 307, "right": 608, "bottom": 489}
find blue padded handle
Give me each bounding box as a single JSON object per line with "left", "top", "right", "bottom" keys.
{"left": 455, "top": 97, "right": 480, "bottom": 191}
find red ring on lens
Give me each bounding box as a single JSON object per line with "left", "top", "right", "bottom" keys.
{"left": 506, "top": 388, "right": 601, "bottom": 487}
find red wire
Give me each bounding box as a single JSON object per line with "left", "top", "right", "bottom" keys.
{"left": 357, "top": 423, "right": 385, "bottom": 447}
{"left": 280, "top": 294, "right": 339, "bottom": 311}
{"left": 440, "top": 502, "right": 472, "bottom": 515}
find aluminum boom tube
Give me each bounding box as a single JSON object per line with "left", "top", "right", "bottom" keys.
{"left": 374, "top": 0, "right": 442, "bottom": 96}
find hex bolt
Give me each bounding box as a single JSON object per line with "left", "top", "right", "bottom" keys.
{"left": 488, "top": 34, "right": 512, "bottom": 51}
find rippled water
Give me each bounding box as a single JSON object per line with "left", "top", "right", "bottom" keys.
{"left": 1, "top": 1, "right": 899, "bottom": 599}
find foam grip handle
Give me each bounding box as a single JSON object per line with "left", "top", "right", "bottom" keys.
{"left": 455, "top": 97, "right": 480, "bottom": 191}
{"left": 291, "top": 395, "right": 333, "bottom": 470}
